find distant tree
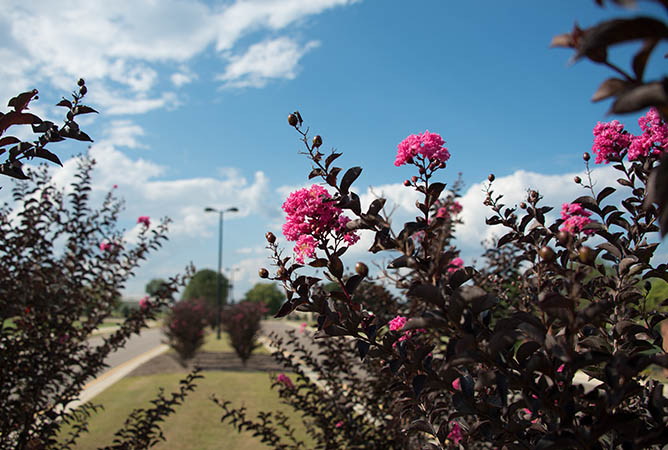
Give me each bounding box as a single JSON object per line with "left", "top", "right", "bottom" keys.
{"left": 182, "top": 268, "right": 229, "bottom": 309}
{"left": 145, "top": 277, "right": 167, "bottom": 296}
{"left": 243, "top": 282, "right": 284, "bottom": 315}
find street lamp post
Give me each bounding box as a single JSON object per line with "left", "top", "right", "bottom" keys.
{"left": 205, "top": 206, "right": 238, "bottom": 340}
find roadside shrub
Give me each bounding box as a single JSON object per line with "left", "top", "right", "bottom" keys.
{"left": 222, "top": 301, "right": 267, "bottom": 366}
{"left": 164, "top": 298, "right": 208, "bottom": 364}
{"left": 0, "top": 84, "right": 199, "bottom": 450}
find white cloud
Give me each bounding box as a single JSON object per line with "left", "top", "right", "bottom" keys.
{"left": 454, "top": 166, "right": 621, "bottom": 261}
{"left": 0, "top": 0, "right": 360, "bottom": 113}
{"left": 171, "top": 71, "right": 196, "bottom": 87}
{"left": 218, "top": 37, "right": 320, "bottom": 88}
{"left": 104, "top": 120, "right": 146, "bottom": 149}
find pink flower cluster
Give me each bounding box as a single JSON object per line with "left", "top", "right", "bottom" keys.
{"left": 447, "top": 422, "right": 463, "bottom": 445}
{"left": 99, "top": 241, "right": 112, "bottom": 252}
{"left": 395, "top": 131, "right": 450, "bottom": 167}
{"left": 592, "top": 108, "right": 668, "bottom": 163}
{"left": 282, "top": 185, "right": 359, "bottom": 263}
{"left": 560, "top": 202, "right": 594, "bottom": 235}
{"left": 628, "top": 108, "right": 668, "bottom": 160}
{"left": 447, "top": 257, "right": 464, "bottom": 273}
{"left": 139, "top": 296, "right": 150, "bottom": 310}
{"left": 388, "top": 315, "right": 407, "bottom": 331}
{"left": 277, "top": 373, "right": 293, "bottom": 389}
{"left": 592, "top": 120, "right": 631, "bottom": 164}
{"left": 436, "top": 201, "right": 463, "bottom": 219}
{"left": 137, "top": 216, "right": 150, "bottom": 227}
{"left": 335, "top": 421, "right": 343, "bottom": 428}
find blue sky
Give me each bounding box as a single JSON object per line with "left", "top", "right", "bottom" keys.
{"left": 1, "top": 0, "right": 666, "bottom": 299}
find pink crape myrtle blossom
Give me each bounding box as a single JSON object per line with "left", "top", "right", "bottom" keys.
{"left": 393, "top": 328, "right": 427, "bottom": 348}
{"left": 628, "top": 108, "right": 668, "bottom": 160}
{"left": 99, "top": 241, "right": 111, "bottom": 252}
{"left": 447, "top": 422, "right": 463, "bottom": 445}
{"left": 395, "top": 131, "right": 450, "bottom": 167}
{"left": 436, "top": 201, "right": 463, "bottom": 219}
{"left": 452, "top": 378, "right": 461, "bottom": 391}
{"left": 137, "top": 216, "right": 150, "bottom": 227}
{"left": 591, "top": 120, "right": 632, "bottom": 164}
{"left": 447, "top": 257, "right": 464, "bottom": 273}
{"left": 335, "top": 421, "right": 343, "bottom": 428}
{"left": 388, "top": 315, "right": 407, "bottom": 331}
{"left": 282, "top": 185, "right": 359, "bottom": 263}
{"left": 299, "top": 322, "right": 308, "bottom": 334}
{"left": 277, "top": 373, "right": 293, "bottom": 389}
{"left": 113, "top": 184, "right": 118, "bottom": 189}
{"left": 139, "top": 296, "right": 150, "bottom": 310}
{"left": 294, "top": 235, "right": 316, "bottom": 264}
{"left": 560, "top": 202, "right": 594, "bottom": 235}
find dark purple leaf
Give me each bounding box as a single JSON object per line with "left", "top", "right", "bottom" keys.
{"left": 340, "top": 166, "right": 362, "bottom": 194}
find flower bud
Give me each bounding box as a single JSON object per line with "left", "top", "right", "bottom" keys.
{"left": 539, "top": 246, "right": 556, "bottom": 263}
{"left": 578, "top": 246, "right": 595, "bottom": 265}
{"left": 259, "top": 268, "right": 269, "bottom": 279}
{"left": 574, "top": 176, "right": 581, "bottom": 184}
{"left": 355, "top": 262, "right": 368, "bottom": 278}
{"left": 529, "top": 190, "right": 539, "bottom": 202}
{"left": 265, "top": 231, "right": 276, "bottom": 244}
{"left": 411, "top": 176, "right": 418, "bottom": 183}
{"left": 557, "top": 230, "right": 570, "bottom": 246}
{"left": 488, "top": 174, "right": 495, "bottom": 182}
{"left": 77, "top": 78, "right": 85, "bottom": 87}
{"left": 277, "top": 267, "right": 288, "bottom": 279}
{"left": 288, "top": 114, "right": 298, "bottom": 127}
{"left": 583, "top": 152, "right": 590, "bottom": 162}
{"left": 79, "top": 85, "right": 87, "bottom": 96}
{"left": 520, "top": 202, "right": 527, "bottom": 209}
{"left": 312, "top": 135, "right": 322, "bottom": 148}
{"left": 403, "top": 180, "right": 411, "bottom": 186}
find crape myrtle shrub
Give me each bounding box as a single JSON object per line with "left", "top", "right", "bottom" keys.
{"left": 0, "top": 85, "right": 200, "bottom": 449}
{"left": 223, "top": 108, "right": 668, "bottom": 449}
{"left": 164, "top": 298, "right": 208, "bottom": 364}
{"left": 219, "top": 3, "right": 668, "bottom": 449}
{"left": 221, "top": 300, "right": 268, "bottom": 365}
{"left": 216, "top": 325, "right": 421, "bottom": 449}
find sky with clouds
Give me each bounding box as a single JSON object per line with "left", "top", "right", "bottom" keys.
{"left": 1, "top": 0, "right": 667, "bottom": 300}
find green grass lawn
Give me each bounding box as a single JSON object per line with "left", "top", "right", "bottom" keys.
{"left": 201, "top": 329, "right": 270, "bottom": 355}
{"left": 61, "top": 371, "right": 310, "bottom": 449}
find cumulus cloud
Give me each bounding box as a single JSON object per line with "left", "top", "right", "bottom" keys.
{"left": 218, "top": 37, "right": 320, "bottom": 88}
{"left": 0, "top": 0, "right": 360, "bottom": 113}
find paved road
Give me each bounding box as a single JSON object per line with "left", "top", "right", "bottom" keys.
{"left": 88, "top": 327, "right": 165, "bottom": 372}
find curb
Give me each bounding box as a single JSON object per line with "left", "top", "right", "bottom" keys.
{"left": 65, "top": 344, "right": 169, "bottom": 412}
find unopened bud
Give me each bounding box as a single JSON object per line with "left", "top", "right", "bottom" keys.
{"left": 277, "top": 267, "right": 288, "bottom": 280}
{"left": 403, "top": 180, "right": 411, "bottom": 186}
{"left": 355, "top": 262, "right": 368, "bottom": 277}
{"left": 288, "top": 114, "right": 298, "bottom": 127}
{"left": 77, "top": 78, "right": 85, "bottom": 87}
{"left": 574, "top": 176, "right": 582, "bottom": 184}
{"left": 583, "top": 152, "right": 590, "bottom": 162}
{"left": 312, "top": 135, "right": 322, "bottom": 148}
{"left": 488, "top": 174, "right": 495, "bottom": 182}
{"left": 539, "top": 246, "right": 556, "bottom": 263}
{"left": 578, "top": 246, "right": 595, "bottom": 265}
{"left": 79, "top": 85, "right": 87, "bottom": 96}
{"left": 259, "top": 268, "right": 269, "bottom": 278}
{"left": 265, "top": 232, "right": 276, "bottom": 244}
{"left": 520, "top": 202, "right": 527, "bottom": 209}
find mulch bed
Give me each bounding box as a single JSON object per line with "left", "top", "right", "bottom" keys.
{"left": 128, "top": 351, "right": 288, "bottom": 377}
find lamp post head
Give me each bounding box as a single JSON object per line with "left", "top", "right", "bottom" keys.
{"left": 226, "top": 207, "right": 239, "bottom": 213}
{"left": 204, "top": 207, "right": 217, "bottom": 213}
